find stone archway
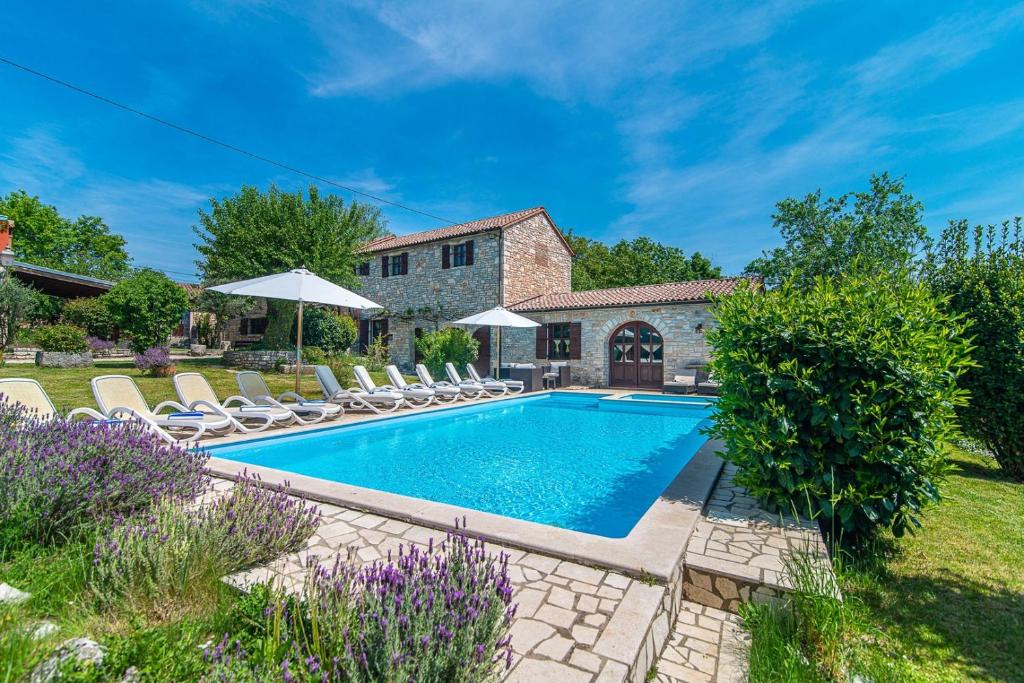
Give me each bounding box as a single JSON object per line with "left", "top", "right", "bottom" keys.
{"left": 608, "top": 320, "right": 664, "bottom": 388}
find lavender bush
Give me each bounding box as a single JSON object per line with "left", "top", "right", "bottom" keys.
{"left": 207, "top": 527, "right": 516, "bottom": 682}
{"left": 92, "top": 473, "right": 320, "bottom": 614}
{"left": 0, "top": 401, "right": 209, "bottom": 544}
{"left": 87, "top": 336, "right": 115, "bottom": 353}
{"left": 134, "top": 346, "right": 172, "bottom": 373}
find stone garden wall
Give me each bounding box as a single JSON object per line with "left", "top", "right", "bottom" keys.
{"left": 223, "top": 349, "right": 295, "bottom": 371}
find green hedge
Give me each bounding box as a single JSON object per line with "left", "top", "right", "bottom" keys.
{"left": 414, "top": 327, "right": 479, "bottom": 379}
{"left": 34, "top": 324, "right": 90, "bottom": 353}
{"left": 707, "top": 273, "right": 972, "bottom": 540}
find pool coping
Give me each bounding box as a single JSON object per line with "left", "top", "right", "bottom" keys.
{"left": 204, "top": 390, "right": 724, "bottom": 582}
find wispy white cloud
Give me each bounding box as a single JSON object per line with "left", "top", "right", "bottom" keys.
{"left": 852, "top": 3, "right": 1024, "bottom": 93}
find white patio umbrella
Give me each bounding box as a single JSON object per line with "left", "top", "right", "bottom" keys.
{"left": 209, "top": 268, "right": 381, "bottom": 392}
{"left": 451, "top": 306, "right": 540, "bottom": 377}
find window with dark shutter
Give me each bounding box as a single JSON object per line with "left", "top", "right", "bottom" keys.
{"left": 358, "top": 318, "right": 370, "bottom": 352}
{"left": 535, "top": 326, "right": 548, "bottom": 359}
{"left": 357, "top": 261, "right": 370, "bottom": 276}
{"left": 453, "top": 243, "right": 467, "bottom": 267}
{"left": 569, "top": 322, "right": 582, "bottom": 360}
{"left": 400, "top": 252, "right": 409, "bottom": 275}
{"left": 548, "top": 322, "right": 571, "bottom": 360}
{"left": 442, "top": 244, "right": 451, "bottom": 269}
{"left": 381, "top": 255, "right": 390, "bottom": 277}
{"left": 465, "top": 240, "right": 474, "bottom": 266}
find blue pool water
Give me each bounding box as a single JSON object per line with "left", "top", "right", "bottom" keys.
{"left": 210, "top": 392, "right": 712, "bottom": 538}
{"left": 621, "top": 393, "right": 717, "bottom": 408}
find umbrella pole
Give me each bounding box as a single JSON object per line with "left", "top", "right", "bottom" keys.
{"left": 496, "top": 325, "right": 501, "bottom": 379}
{"left": 295, "top": 300, "right": 304, "bottom": 394}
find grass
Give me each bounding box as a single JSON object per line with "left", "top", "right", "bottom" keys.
{"left": 742, "top": 445, "right": 1024, "bottom": 683}
{"left": 0, "top": 357, "right": 399, "bottom": 414}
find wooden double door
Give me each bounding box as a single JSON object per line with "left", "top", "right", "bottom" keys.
{"left": 609, "top": 321, "right": 664, "bottom": 388}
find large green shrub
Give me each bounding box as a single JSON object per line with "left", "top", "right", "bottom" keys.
{"left": 104, "top": 269, "right": 189, "bottom": 352}
{"left": 414, "top": 327, "right": 479, "bottom": 378}
{"left": 62, "top": 296, "right": 115, "bottom": 339}
{"left": 707, "top": 272, "right": 971, "bottom": 540}
{"left": 926, "top": 218, "right": 1024, "bottom": 481}
{"left": 292, "top": 307, "right": 357, "bottom": 355}
{"left": 34, "top": 324, "right": 89, "bottom": 353}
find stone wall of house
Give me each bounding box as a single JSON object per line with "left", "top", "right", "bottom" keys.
{"left": 502, "top": 303, "right": 716, "bottom": 387}
{"left": 501, "top": 213, "right": 573, "bottom": 305}
{"left": 355, "top": 232, "right": 502, "bottom": 371}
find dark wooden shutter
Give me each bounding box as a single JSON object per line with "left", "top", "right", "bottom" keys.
{"left": 358, "top": 318, "right": 370, "bottom": 352}
{"left": 400, "top": 252, "right": 409, "bottom": 275}
{"left": 465, "top": 240, "right": 474, "bottom": 266}
{"left": 381, "top": 255, "right": 389, "bottom": 277}
{"left": 442, "top": 244, "right": 451, "bottom": 269}
{"left": 380, "top": 318, "right": 389, "bottom": 345}
{"left": 535, "top": 325, "right": 549, "bottom": 359}
{"left": 569, "top": 322, "right": 582, "bottom": 360}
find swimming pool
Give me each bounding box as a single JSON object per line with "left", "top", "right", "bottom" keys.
{"left": 620, "top": 393, "right": 717, "bottom": 408}
{"left": 210, "top": 392, "right": 712, "bottom": 538}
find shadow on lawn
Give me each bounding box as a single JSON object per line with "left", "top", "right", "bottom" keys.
{"left": 854, "top": 550, "right": 1024, "bottom": 682}
{"left": 949, "top": 454, "right": 1017, "bottom": 485}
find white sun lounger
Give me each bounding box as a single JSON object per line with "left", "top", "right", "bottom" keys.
{"left": 386, "top": 365, "right": 459, "bottom": 404}
{"left": 313, "top": 365, "right": 403, "bottom": 414}
{"left": 91, "top": 374, "right": 231, "bottom": 443}
{"left": 235, "top": 371, "right": 340, "bottom": 425}
{"left": 352, "top": 365, "right": 431, "bottom": 408}
{"left": 418, "top": 364, "right": 483, "bottom": 399}
{"left": 446, "top": 362, "right": 504, "bottom": 397}
{"left": 465, "top": 363, "right": 523, "bottom": 395}
{"left": 0, "top": 377, "right": 108, "bottom": 423}
{"left": 172, "top": 372, "right": 277, "bottom": 433}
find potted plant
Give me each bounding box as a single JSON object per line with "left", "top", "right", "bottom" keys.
{"left": 134, "top": 346, "right": 176, "bottom": 377}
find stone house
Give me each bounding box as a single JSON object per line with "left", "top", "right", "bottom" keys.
{"left": 356, "top": 206, "right": 757, "bottom": 389}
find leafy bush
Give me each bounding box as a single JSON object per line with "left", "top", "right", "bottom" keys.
{"left": 134, "top": 346, "right": 173, "bottom": 373}
{"left": 707, "top": 272, "right": 972, "bottom": 540}
{"left": 294, "top": 307, "right": 358, "bottom": 355}
{"left": 415, "top": 327, "right": 479, "bottom": 378}
{"left": 0, "top": 276, "right": 37, "bottom": 349}
{"left": 92, "top": 473, "right": 320, "bottom": 615}
{"left": 300, "top": 345, "right": 326, "bottom": 365}
{"left": 207, "top": 528, "right": 515, "bottom": 681}
{"left": 62, "top": 296, "right": 116, "bottom": 339}
{"left": 105, "top": 269, "right": 189, "bottom": 352}
{"left": 365, "top": 334, "right": 391, "bottom": 371}
{"left": 926, "top": 219, "right": 1024, "bottom": 481}
{"left": 34, "top": 323, "right": 89, "bottom": 352}
{"left": 0, "top": 402, "right": 209, "bottom": 544}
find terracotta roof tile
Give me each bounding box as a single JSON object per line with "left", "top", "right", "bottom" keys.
{"left": 358, "top": 207, "right": 554, "bottom": 253}
{"left": 508, "top": 277, "right": 760, "bottom": 312}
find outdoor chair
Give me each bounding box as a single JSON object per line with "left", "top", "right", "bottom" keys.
{"left": 0, "top": 377, "right": 108, "bottom": 423}
{"left": 235, "top": 371, "right": 339, "bottom": 425}
{"left": 313, "top": 365, "right": 403, "bottom": 413}
{"left": 352, "top": 365, "right": 430, "bottom": 408}
{"left": 446, "top": 362, "right": 505, "bottom": 397}
{"left": 91, "top": 374, "right": 232, "bottom": 443}
{"left": 664, "top": 369, "right": 698, "bottom": 394}
{"left": 416, "top": 364, "right": 483, "bottom": 399}
{"left": 465, "top": 363, "right": 523, "bottom": 395}
{"left": 697, "top": 369, "right": 721, "bottom": 395}
{"left": 386, "top": 365, "right": 459, "bottom": 404}
{"left": 172, "top": 372, "right": 278, "bottom": 432}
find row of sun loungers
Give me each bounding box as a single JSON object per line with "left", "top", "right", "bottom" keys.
{"left": 0, "top": 362, "right": 524, "bottom": 444}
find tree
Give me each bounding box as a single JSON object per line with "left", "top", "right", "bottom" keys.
{"left": 62, "top": 297, "right": 116, "bottom": 339}
{"left": 563, "top": 231, "right": 721, "bottom": 291}
{"left": 292, "top": 307, "right": 358, "bottom": 356}
{"left": 0, "top": 277, "right": 36, "bottom": 349}
{"left": 104, "top": 269, "right": 189, "bottom": 352}
{"left": 708, "top": 268, "right": 971, "bottom": 541}
{"left": 0, "top": 191, "right": 132, "bottom": 280}
{"left": 744, "top": 173, "right": 931, "bottom": 288}
{"left": 414, "top": 327, "right": 479, "bottom": 378}
{"left": 192, "top": 290, "right": 255, "bottom": 348}
{"left": 194, "top": 185, "right": 388, "bottom": 349}
{"left": 926, "top": 218, "right": 1024, "bottom": 481}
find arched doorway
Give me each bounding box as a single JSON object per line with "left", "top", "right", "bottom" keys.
{"left": 609, "top": 321, "right": 664, "bottom": 388}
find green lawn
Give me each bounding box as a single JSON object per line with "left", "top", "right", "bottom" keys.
{"left": 846, "top": 446, "right": 1024, "bottom": 682}
{"left": 0, "top": 358, "right": 397, "bottom": 414}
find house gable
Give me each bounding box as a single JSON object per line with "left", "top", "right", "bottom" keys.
{"left": 500, "top": 210, "right": 573, "bottom": 305}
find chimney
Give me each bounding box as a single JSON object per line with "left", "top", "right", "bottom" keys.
{"left": 0, "top": 217, "right": 12, "bottom": 254}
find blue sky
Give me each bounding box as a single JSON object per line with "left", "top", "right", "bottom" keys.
{"left": 2, "top": 1, "right": 1023, "bottom": 280}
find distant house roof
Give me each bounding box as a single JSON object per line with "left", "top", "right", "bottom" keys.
{"left": 358, "top": 207, "right": 574, "bottom": 255}
{"left": 508, "top": 277, "right": 761, "bottom": 312}
{"left": 178, "top": 282, "right": 205, "bottom": 299}
{"left": 10, "top": 261, "right": 114, "bottom": 298}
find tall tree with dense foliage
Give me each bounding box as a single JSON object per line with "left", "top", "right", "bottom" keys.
{"left": 104, "top": 269, "right": 189, "bottom": 352}
{"left": 744, "top": 173, "right": 931, "bottom": 288}
{"left": 194, "top": 185, "right": 388, "bottom": 348}
{"left": 563, "top": 231, "right": 721, "bottom": 291}
{"left": 0, "top": 276, "right": 36, "bottom": 349}
{"left": 0, "top": 190, "right": 132, "bottom": 280}
{"left": 926, "top": 218, "right": 1024, "bottom": 481}
{"left": 708, "top": 269, "right": 971, "bottom": 541}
